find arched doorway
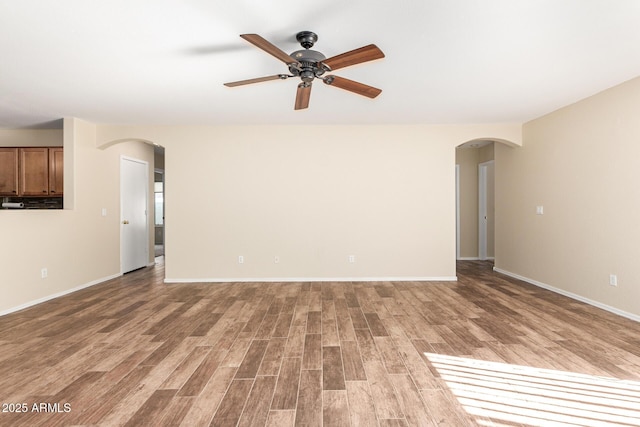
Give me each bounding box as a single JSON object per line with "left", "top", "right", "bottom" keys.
{"left": 456, "top": 139, "right": 495, "bottom": 261}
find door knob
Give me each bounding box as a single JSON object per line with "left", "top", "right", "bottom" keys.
{"left": 122, "top": 220, "right": 129, "bottom": 224}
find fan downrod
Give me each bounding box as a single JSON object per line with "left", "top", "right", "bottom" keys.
{"left": 296, "top": 31, "right": 318, "bottom": 49}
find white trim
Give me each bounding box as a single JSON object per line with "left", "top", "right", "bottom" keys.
{"left": 455, "top": 164, "right": 461, "bottom": 260}
{"left": 0, "top": 273, "right": 122, "bottom": 317}
{"left": 164, "top": 276, "right": 458, "bottom": 284}
{"left": 457, "top": 257, "right": 481, "bottom": 261}
{"left": 494, "top": 267, "right": 640, "bottom": 323}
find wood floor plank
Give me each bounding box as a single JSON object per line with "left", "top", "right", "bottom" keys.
{"left": 124, "top": 389, "right": 177, "bottom": 427}
{"left": 271, "top": 357, "right": 301, "bottom": 410}
{"left": 254, "top": 314, "right": 279, "bottom": 339}
{"left": 272, "top": 312, "right": 294, "bottom": 338}
{"left": 161, "top": 345, "right": 211, "bottom": 390}
{"left": 208, "top": 379, "right": 253, "bottom": 427}
{"left": 236, "top": 375, "right": 277, "bottom": 427}
{"left": 341, "top": 340, "right": 367, "bottom": 381}
{"left": 346, "top": 380, "right": 379, "bottom": 427}
{"left": 178, "top": 366, "right": 236, "bottom": 427}
{"left": 364, "top": 312, "right": 390, "bottom": 336}
{"left": 323, "top": 390, "right": 350, "bottom": 426}
{"left": 257, "top": 337, "right": 286, "bottom": 376}
{"left": 355, "top": 328, "right": 382, "bottom": 363}
{"left": 389, "top": 373, "right": 436, "bottom": 426}
{"left": 323, "top": 345, "right": 346, "bottom": 390}
{"left": 294, "top": 369, "right": 322, "bottom": 427}
{"left": 302, "top": 333, "right": 322, "bottom": 370}
{"left": 364, "top": 360, "right": 404, "bottom": 420}
{"left": 178, "top": 349, "right": 226, "bottom": 396}
{"left": 234, "top": 339, "right": 269, "bottom": 379}
{"left": 159, "top": 395, "right": 194, "bottom": 426}
{"left": 375, "top": 336, "right": 408, "bottom": 374}
{"left": 266, "top": 410, "right": 295, "bottom": 427}
{"left": 306, "top": 311, "right": 322, "bottom": 334}
{"left": 283, "top": 325, "right": 306, "bottom": 358}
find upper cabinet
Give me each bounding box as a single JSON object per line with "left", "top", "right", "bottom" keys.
{"left": 49, "top": 147, "right": 64, "bottom": 196}
{"left": 0, "top": 148, "right": 19, "bottom": 196}
{"left": 0, "top": 147, "right": 63, "bottom": 197}
{"left": 19, "top": 147, "right": 50, "bottom": 196}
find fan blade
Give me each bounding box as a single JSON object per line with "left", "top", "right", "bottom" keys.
{"left": 322, "top": 44, "right": 384, "bottom": 71}
{"left": 295, "top": 83, "right": 312, "bottom": 110}
{"left": 240, "top": 34, "right": 299, "bottom": 65}
{"left": 323, "top": 75, "right": 381, "bottom": 98}
{"left": 224, "top": 74, "right": 288, "bottom": 87}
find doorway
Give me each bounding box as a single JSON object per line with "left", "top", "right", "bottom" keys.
{"left": 478, "top": 160, "right": 495, "bottom": 260}
{"left": 154, "top": 169, "right": 165, "bottom": 257}
{"left": 455, "top": 141, "right": 495, "bottom": 261}
{"left": 121, "top": 156, "right": 149, "bottom": 273}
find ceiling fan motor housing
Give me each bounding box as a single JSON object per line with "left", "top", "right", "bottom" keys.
{"left": 289, "top": 49, "right": 327, "bottom": 81}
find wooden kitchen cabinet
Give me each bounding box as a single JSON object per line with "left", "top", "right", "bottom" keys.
{"left": 49, "top": 147, "right": 64, "bottom": 195}
{"left": 0, "top": 148, "right": 19, "bottom": 196}
{"left": 0, "top": 147, "right": 63, "bottom": 197}
{"left": 19, "top": 147, "right": 50, "bottom": 196}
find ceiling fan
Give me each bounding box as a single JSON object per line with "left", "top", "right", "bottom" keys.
{"left": 224, "top": 31, "right": 385, "bottom": 110}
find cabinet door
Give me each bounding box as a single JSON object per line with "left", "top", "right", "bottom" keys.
{"left": 0, "top": 148, "right": 19, "bottom": 196}
{"left": 49, "top": 147, "right": 64, "bottom": 196}
{"left": 19, "top": 147, "right": 49, "bottom": 196}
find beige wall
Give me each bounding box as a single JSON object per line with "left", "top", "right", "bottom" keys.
{"left": 0, "top": 118, "right": 154, "bottom": 314}
{"left": 495, "top": 76, "right": 640, "bottom": 319}
{"left": 97, "top": 124, "right": 520, "bottom": 283}
{"left": 456, "top": 148, "right": 479, "bottom": 258}
{"left": 0, "top": 129, "right": 63, "bottom": 147}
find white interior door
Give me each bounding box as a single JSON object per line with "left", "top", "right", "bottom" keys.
{"left": 121, "top": 157, "right": 149, "bottom": 273}
{"left": 478, "top": 160, "right": 495, "bottom": 260}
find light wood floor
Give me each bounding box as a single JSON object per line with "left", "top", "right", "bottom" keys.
{"left": 1, "top": 260, "right": 639, "bottom": 426}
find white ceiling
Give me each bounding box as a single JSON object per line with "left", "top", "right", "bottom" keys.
{"left": 2, "top": 0, "right": 640, "bottom": 129}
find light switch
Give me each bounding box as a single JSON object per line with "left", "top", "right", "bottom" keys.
{"left": 102, "top": 208, "right": 107, "bottom": 217}
{"left": 536, "top": 206, "right": 544, "bottom": 215}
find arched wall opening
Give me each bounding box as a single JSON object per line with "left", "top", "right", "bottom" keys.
{"left": 455, "top": 138, "right": 517, "bottom": 267}
{"left": 99, "top": 137, "right": 165, "bottom": 273}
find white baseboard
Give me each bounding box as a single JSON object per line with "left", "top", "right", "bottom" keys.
{"left": 493, "top": 267, "right": 640, "bottom": 323}
{"left": 164, "top": 276, "right": 458, "bottom": 284}
{"left": 0, "top": 273, "right": 122, "bottom": 317}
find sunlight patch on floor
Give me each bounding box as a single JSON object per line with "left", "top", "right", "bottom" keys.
{"left": 425, "top": 352, "right": 640, "bottom": 427}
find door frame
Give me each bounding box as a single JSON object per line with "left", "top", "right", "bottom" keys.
{"left": 120, "top": 156, "right": 149, "bottom": 274}
{"left": 455, "top": 164, "right": 461, "bottom": 260}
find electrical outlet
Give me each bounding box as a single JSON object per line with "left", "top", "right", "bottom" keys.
{"left": 349, "top": 255, "right": 355, "bottom": 263}
{"left": 41, "top": 268, "right": 48, "bottom": 279}
{"left": 274, "top": 256, "right": 280, "bottom": 264}
{"left": 238, "top": 255, "right": 244, "bottom": 264}
{"left": 609, "top": 274, "right": 618, "bottom": 287}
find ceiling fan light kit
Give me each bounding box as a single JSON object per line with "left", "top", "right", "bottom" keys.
{"left": 224, "top": 31, "right": 385, "bottom": 110}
